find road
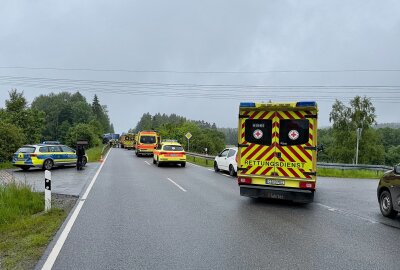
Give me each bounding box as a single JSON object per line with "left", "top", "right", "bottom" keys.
{"left": 42, "top": 148, "right": 399, "bottom": 270}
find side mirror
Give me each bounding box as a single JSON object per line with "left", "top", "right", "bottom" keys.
{"left": 394, "top": 165, "right": 400, "bottom": 175}
{"left": 317, "top": 144, "right": 324, "bottom": 152}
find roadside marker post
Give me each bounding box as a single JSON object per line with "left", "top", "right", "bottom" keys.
{"left": 45, "top": 170, "right": 51, "bottom": 212}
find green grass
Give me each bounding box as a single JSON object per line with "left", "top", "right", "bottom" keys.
{"left": 317, "top": 168, "right": 384, "bottom": 179}
{"left": 0, "top": 162, "right": 14, "bottom": 170}
{"left": 0, "top": 183, "right": 68, "bottom": 270}
{"left": 86, "top": 145, "right": 109, "bottom": 163}
{"left": 186, "top": 155, "right": 384, "bottom": 179}
{"left": 186, "top": 156, "right": 214, "bottom": 168}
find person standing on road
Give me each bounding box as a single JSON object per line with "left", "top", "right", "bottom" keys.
{"left": 76, "top": 144, "right": 85, "bottom": 170}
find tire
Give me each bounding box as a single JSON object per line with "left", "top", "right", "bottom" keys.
{"left": 135, "top": 151, "right": 139, "bottom": 157}
{"left": 379, "top": 190, "right": 398, "bottom": 218}
{"left": 43, "top": 159, "right": 54, "bottom": 170}
{"left": 229, "top": 165, "right": 236, "bottom": 176}
{"left": 153, "top": 158, "right": 156, "bottom": 164}
{"left": 82, "top": 156, "right": 87, "bottom": 166}
{"left": 214, "top": 161, "right": 219, "bottom": 172}
{"left": 181, "top": 162, "right": 186, "bottom": 168}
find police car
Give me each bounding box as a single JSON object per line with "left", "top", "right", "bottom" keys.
{"left": 12, "top": 144, "right": 87, "bottom": 171}
{"left": 153, "top": 140, "right": 186, "bottom": 167}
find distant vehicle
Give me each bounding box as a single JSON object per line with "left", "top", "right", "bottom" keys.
{"left": 237, "top": 101, "right": 319, "bottom": 203}
{"left": 214, "top": 147, "right": 238, "bottom": 176}
{"left": 153, "top": 140, "right": 186, "bottom": 167}
{"left": 377, "top": 164, "right": 400, "bottom": 218}
{"left": 12, "top": 144, "right": 88, "bottom": 171}
{"left": 120, "top": 133, "right": 135, "bottom": 149}
{"left": 102, "top": 133, "right": 120, "bottom": 144}
{"left": 136, "top": 130, "right": 160, "bottom": 157}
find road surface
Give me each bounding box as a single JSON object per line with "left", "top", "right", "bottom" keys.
{"left": 42, "top": 148, "right": 399, "bottom": 270}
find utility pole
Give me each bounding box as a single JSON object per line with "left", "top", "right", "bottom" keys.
{"left": 355, "top": 128, "right": 362, "bottom": 165}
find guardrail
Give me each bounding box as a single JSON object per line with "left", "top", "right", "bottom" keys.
{"left": 186, "top": 152, "right": 393, "bottom": 172}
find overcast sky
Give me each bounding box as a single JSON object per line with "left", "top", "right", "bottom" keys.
{"left": 1, "top": 0, "right": 399, "bottom": 132}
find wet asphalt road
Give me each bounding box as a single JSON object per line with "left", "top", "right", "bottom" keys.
{"left": 48, "top": 148, "right": 399, "bottom": 270}
{"left": 5, "top": 163, "right": 100, "bottom": 196}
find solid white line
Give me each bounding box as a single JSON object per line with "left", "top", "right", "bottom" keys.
{"left": 222, "top": 174, "right": 233, "bottom": 178}
{"left": 41, "top": 149, "right": 112, "bottom": 270}
{"left": 207, "top": 169, "right": 214, "bottom": 171}
{"left": 144, "top": 161, "right": 151, "bottom": 166}
{"left": 166, "top": 177, "right": 187, "bottom": 192}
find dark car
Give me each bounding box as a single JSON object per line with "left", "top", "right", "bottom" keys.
{"left": 377, "top": 164, "right": 400, "bottom": 218}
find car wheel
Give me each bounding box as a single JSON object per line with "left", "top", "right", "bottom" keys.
{"left": 153, "top": 157, "right": 156, "bottom": 164}
{"left": 43, "top": 159, "right": 54, "bottom": 171}
{"left": 181, "top": 162, "right": 186, "bottom": 168}
{"left": 82, "top": 156, "right": 87, "bottom": 166}
{"left": 214, "top": 161, "right": 219, "bottom": 172}
{"left": 135, "top": 151, "right": 139, "bottom": 157}
{"left": 379, "top": 190, "right": 398, "bottom": 218}
{"left": 229, "top": 165, "right": 236, "bottom": 176}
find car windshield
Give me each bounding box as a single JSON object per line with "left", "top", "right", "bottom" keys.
{"left": 16, "top": 147, "right": 36, "bottom": 153}
{"left": 140, "top": 136, "right": 156, "bottom": 144}
{"left": 163, "top": 145, "right": 183, "bottom": 151}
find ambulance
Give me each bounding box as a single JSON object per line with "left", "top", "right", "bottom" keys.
{"left": 237, "top": 101, "right": 318, "bottom": 203}
{"left": 121, "top": 133, "right": 135, "bottom": 150}
{"left": 135, "top": 130, "right": 160, "bottom": 157}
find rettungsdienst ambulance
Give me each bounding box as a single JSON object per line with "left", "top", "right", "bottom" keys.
{"left": 237, "top": 101, "right": 318, "bottom": 203}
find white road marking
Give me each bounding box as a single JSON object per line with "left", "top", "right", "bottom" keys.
{"left": 167, "top": 177, "right": 187, "bottom": 192}
{"left": 144, "top": 161, "right": 151, "bottom": 166}
{"left": 222, "top": 174, "right": 233, "bottom": 178}
{"left": 316, "top": 203, "right": 378, "bottom": 224}
{"left": 208, "top": 169, "right": 214, "bottom": 171}
{"left": 41, "top": 148, "right": 112, "bottom": 270}
{"left": 187, "top": 162, "right": 205, "bottom": 168}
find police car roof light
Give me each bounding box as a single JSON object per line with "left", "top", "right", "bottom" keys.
{"left": 240, "top": 102, "right": 256, "bottom": 108}
{"left": 296, "top": 101, "right": 316, "bottom": 107}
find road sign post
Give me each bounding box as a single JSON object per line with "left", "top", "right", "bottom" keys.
{"left": 185, "top": 132, "right": 192, "bottom": 152}
{"left": 45, "top": 170, "right": 51, "bottom": 212}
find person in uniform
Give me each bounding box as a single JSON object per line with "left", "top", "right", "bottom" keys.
{"left": 76, "top": 144, "right": 85, "bottom": 170}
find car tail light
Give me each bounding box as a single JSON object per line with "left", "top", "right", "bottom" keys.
{"left": 235, "top": 155, "right": 238, "bottom": 163}
{"left": 30, "top": 153, "right": 37, "bottom": 157}
{"left": 299, "top": 181, "right": 315, "bottom": 189}
{"left": 238, "top": 177, "right": 251, "bottom": 184}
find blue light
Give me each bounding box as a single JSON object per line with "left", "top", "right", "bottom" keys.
{"left": 296, "top": 101, "right": 316, "bottom": 107}
{"left": 240, "top": 102, "right": 256, "bottom": 107}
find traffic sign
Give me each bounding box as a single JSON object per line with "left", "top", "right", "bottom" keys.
{"left": 185, "top": 132, "right": 192, "bottom": 140}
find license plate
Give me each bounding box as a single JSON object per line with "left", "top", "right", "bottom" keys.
{"left": 170, "top": 154, "right": 177, "bottom": 157}
{"left": 266, "top": 179, "right": 285, "bottom": 185}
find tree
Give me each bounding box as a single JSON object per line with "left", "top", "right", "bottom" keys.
{"left": 329, "top": 96, "right": 384, "bottom": 164}
{"left": 0, "top": 121, "right": 26, "bottom": 162}
{"left": 65, "top": 123, "right": 101, "bottom": 148}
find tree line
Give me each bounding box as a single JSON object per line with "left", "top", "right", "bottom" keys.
{"left": 0, "top": 90, "right": 113, "bottom": 163}
{"left": 219, "top": 96, "right": 399, "bottom": 166}
{"left": 132, "top": 113, "right": 225, "bottom": 155}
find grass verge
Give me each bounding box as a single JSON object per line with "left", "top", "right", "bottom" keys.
{"left": 317, "top": 168, "right": 384, "bottom": 179}
{"left": 0, "top": 162, "right": 14, "bottom": 170}
{"left": 0, "top": 183, "right": 73, "bottom": 270}
{"left": 186, "top": 155, "right": 385, "bottom": 179}
{"left": 86, "top": 145, "right": 109, "bottom": 163}
{"left": 186, "top": 155, "right": 214, "bottom": 168}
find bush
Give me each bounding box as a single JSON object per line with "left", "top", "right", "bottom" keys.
{"left": 0, "top": 121, "right": 26, "bottom": 162}
{"left": 65, "top": 123, "right": 101, "bottom": 148}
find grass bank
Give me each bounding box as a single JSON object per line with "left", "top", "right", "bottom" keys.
{"left": 0, "top": 183, "right": 71, "bottom": 269}
{"left": 86, "top": 144, "right": 109, "bottom": 163}
{"left": 0, "top": 162, "right": 14, "bottom": 170}
{"left": 186, "top": 155, "right": 214, "bottom": 168}
{"left": 186, "top": 155, "right": 386, "bottom": 179}
{"left": 317, "top": 168, "right": 384, "bottom": 179}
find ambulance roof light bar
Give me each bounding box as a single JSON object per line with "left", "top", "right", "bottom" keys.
{"left": 296, "top": 101, "right": 317, "bottom": 107}
{"left": 239, "top": 102, "right": 256, "bottom": 108}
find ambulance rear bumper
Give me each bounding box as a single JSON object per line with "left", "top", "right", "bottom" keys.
{"left": 240, "top": 185, "right": 314, "bottom": 203}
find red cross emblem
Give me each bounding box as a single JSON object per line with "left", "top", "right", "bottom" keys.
{"left": 288, "top": 130, "right": 299, "bottom": 140}
{"left": 253, "top": 129, "right": 263, "bottom": 139}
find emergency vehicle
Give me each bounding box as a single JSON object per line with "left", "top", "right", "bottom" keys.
{"left": 153, "top": 140, "right": 186, "bottom": 167}
{"left": 135, "top": 130, "right": 160, "bottom": 156}
{"left": 237, "top": 101, "right": 318, "bottom": 203}
{"left": 121, "top": 133, "right": 135, "bottom": 149}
